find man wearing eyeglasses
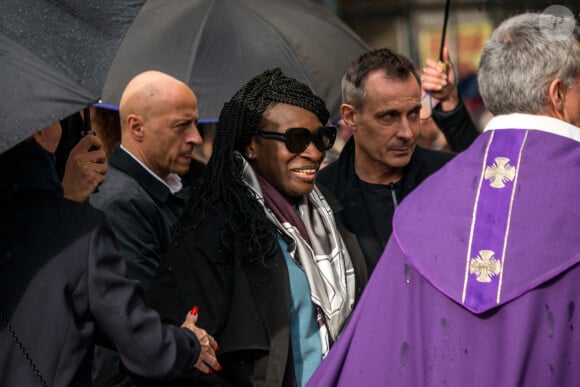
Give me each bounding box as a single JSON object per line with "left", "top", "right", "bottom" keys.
{"left": 317, "top": 47, "right": 478, "bottom": 274}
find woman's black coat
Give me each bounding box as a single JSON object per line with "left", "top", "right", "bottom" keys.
{"left": 145, "top": 185, "right": 368, "bottom": 387}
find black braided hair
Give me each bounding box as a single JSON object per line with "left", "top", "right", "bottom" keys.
{"left": 173, "top": 68, "right": 329, "bottom": 264}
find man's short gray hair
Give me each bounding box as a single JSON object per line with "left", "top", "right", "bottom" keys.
{"left": 478, "top": 12, "right": 580, "bottom": 115}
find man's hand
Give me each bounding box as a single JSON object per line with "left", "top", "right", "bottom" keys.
{"left": 181, "top": 307, "right": 221, "bottom": 374}
{"left": 421, "top": 46, "right": 459, "bottom": 112}
{"left": 62, "top": 133, "right": 107, "bottom": 203}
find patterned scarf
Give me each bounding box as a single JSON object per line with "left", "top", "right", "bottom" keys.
{"left": 241, "top": 156, "right": 356, "bottom": 356}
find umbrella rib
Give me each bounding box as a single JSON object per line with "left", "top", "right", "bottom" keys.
{"left": 239, "top": 1, "right": 314, "bottom": 89}
{"left": 47, "top": 0, "right": 110, "bottom": 35}
{"left": 184, "top": 0, "right": 218, "bottom": 84}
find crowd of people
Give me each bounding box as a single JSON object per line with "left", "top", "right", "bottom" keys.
{"left": 1, "top": 10, "right": 579, "bottom": 387}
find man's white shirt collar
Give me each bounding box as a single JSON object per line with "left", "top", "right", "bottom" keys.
{"left": 120, "top": 144, "right": 183, "bottom": 194}
{"left": 484, "top": 113, "right": 580, "bottom": 143}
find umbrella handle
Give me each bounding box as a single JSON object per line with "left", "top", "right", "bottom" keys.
{"left": 83, "top": 107, "right": 92, "bottom": 133}
{"left": 81, "top": 107, "right": 98, "bottom": 152}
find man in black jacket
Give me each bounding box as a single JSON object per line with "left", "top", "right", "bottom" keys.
{"left": 90, "top": 71, "right": 204, "bottom": 385}
{"left": 318, "top": 48, "right": 478, "bottom": 274}
{"left": 0, "top": 123, "right": 217, "bottom": 386}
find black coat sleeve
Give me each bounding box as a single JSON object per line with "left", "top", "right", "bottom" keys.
{"left": 431, "top": 98, "right": 480, "bottom": 153}
{"left": 146, "top": 205, "right": 235, "bottom": 339}
{"left": 142, "top": 206, "right": 237, "bottom": 386}
{"left": 88, "top": 216, "right": 201, "bottom": 379}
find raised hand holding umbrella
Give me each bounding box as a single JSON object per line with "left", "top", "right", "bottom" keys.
{"left": 422, "top": 46, "right": 459, "bottom": 111}
{"left": 421, "top": 0, "right": 457, "bottom": 106}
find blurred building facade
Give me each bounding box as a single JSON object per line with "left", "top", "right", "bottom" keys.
{"left": 313, "top": 0, "right": 578, "bottom": 131}
{"left": 316, "top": 0, "right": 578, "bottom": 77}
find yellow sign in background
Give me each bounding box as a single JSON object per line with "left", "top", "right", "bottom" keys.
{"left": 418, "top": 20, "right": 493, "bottom": 78}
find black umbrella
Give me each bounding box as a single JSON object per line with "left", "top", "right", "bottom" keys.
{"left": 0, "top": 0, "right": 144, "bottom": 154}
{"left": 100, "top": 0, "right": 370, "bottom": 121}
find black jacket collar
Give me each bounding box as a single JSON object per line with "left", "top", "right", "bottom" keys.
{"left": 322, "top": 136, "right": 454, "bottom": 199}
{"left": 109, "top": 145, "right": 179, "bottom": 203}
{"left": 317, "top": 137, "right": 455, "bottom": 271}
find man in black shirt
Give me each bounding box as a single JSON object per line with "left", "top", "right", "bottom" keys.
{"left": 318, "top": 48, "right": 478, "bottom": 273}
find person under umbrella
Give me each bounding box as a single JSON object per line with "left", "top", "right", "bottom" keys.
{"left": 316, "top": 47, "right": 479, "bottom": 276}
{"left": 89, "top": 70, "right": 205, "bottom": 386}
{"left": 145, "top": 68, "right": 368, "bottom": 386}
{"left": 0, "top": 122, "right": 219, "bottom": 386}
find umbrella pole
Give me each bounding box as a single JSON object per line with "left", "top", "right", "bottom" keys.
{"left": 439, "top": 0, "right": 451, "bottom": 62}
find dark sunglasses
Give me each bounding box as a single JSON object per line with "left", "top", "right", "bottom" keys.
{"left": 255, "top": 126, "right": 337, "bottom": 154}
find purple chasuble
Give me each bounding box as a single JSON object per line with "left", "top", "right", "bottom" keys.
{"left": 307, "top": 118, "right": 580, "bottom": 387}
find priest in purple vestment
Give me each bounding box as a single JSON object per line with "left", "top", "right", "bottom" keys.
{"left": 308, "top": 11, "right": 580, "bottom": 387}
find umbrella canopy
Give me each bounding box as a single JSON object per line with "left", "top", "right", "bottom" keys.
{"left": 101, "top": 0, "right": 370, "bottom": 121}
{"left": 0, "top": 0, "right": 144, "bottom": 154}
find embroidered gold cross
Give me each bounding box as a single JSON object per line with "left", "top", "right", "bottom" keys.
{"left": 484, "top": 157, "right": 516, "bottom": 188}
{"left": 469, "top": 250, "right": 501, "bottom": 283}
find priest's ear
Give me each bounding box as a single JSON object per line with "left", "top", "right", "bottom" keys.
{"left": 547, "top": 78, "right": 566, "bottom": 119}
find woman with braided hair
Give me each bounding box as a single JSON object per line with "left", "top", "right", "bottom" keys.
{"left": 146, "top": 68, "right": 368, "bottom": 386}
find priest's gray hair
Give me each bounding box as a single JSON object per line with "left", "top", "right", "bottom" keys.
{"left": 478, "top": 12, "right": 580, "bottom": 115}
